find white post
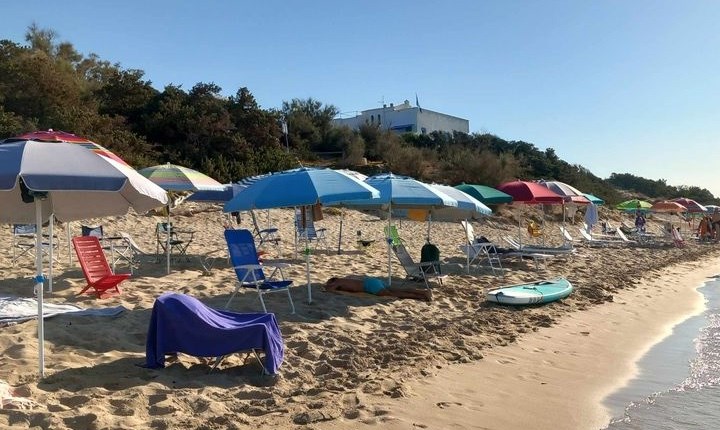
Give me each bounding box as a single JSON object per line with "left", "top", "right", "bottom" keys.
{"left": 166, "top": 205, "right": 171, "bottom": 275}
{"left": 387, "top": 202, "right": 392, "bottom": 286}
{"left": 66, "top": 222, "right": 72, "bottom": 266}
{"left": 305, "top": 233, "right": 312, "bottom": 304}
{"left": 34, "top": 199, "right": 45, "bottom": 378}
{"left": 48, "top": 214, "right": 54, "bottom": 293}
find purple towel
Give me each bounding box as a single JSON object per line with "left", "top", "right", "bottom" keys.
{"left": 145, "top": 292, "right": 284, "bottom": 374}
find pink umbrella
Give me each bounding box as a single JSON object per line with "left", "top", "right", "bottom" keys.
{"left": 497, "top": 180, "right": 564, "bottom": 248}
{"left": 670, "top": 197, "right": 707, "bottom": 213}
{"left": 651, "top": 200, "right": 687, "bottom": 213}
{"left": 497, "top": 180, "right": 565, "bottom": 204}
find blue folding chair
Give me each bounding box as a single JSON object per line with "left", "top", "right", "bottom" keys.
{"left": 224, "top": 229, "right": 295, "bottom": 313}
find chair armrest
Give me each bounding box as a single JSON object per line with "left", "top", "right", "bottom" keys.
{"left": 263, "top": 262, "right": 291, "bottom": 269}
{"left": 418, "top": 260, "right": 440, "bottom": 267}
{"left": 259, "top": 228, "right": 278, "bottom": 234}
{"left": 234, "top": 264, "right": 263, "bottom": 271}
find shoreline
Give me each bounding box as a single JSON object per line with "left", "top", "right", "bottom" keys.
{"left": 317, "top": 254, "right": 720, "bottom": 430}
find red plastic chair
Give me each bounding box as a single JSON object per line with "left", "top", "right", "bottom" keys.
{"left": 72, "top": 236, "right": 130, "bottom": 298}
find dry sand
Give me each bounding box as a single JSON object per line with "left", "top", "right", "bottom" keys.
{"left": 0, "top": 203, "right": 716, "bottom": 429}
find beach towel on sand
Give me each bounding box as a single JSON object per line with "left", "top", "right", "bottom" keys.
{"left": 144, "top": 293, "right": 284, "bottom": 374}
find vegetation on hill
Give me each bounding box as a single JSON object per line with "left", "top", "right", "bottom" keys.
{"left": 1, "top": 25, "right": 717, "bottom": 205}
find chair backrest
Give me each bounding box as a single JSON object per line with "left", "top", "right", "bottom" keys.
{"left": 616, "top": 228, "right": 631, "bottom": 242}
{"left": 224, "top": 229, "right": 265, "bottom": 283}
{"left": 72, "top": 236, "right": 113, "bottom": 283}
{"left": 81, "top": 225, "right": 104, "bottom": 238}
{"left": 392, "top": 243, "right": 421, "bottom": 277}
{"left": 577, "top": 228, "right": 593, "bottom": 241}
{"left": 120, "top": 232, "right": 147, "bottom": 254}
{"left": 671, "top": 228, "right": 685, "bottom": 244}
{"left": 12, "top": 224, "right": 36, "bottom": 235}
{"left": 559, "top": 226, "right": 574, "bottom": 242}
{"left": 295, "top": 211, "right": 321, "bottom": 239}
{"left": 384, "top": 225, "right": 403, "bottom": 246}
{"left": 460, "top": 221, "right": 475, "bottom": 245}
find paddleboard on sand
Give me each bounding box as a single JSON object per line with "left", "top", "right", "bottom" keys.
{"left": 486, "top": 277, "right": 573, "bottom": 305}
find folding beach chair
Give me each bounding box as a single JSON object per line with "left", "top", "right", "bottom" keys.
{"left": 458, "top": 221, "right": 504, "bottom": 276}
{"left": 11, "top": 224, "right": 58, "bottom": 264}
{"left": 391, "top": 243, "right": 447, "bottom": 289}
{"left": 155, "top": 222, "right": 194, "bottom": 261}
{"left": 72, "top": 236, "right": 130, "bottom": 298}
{"left": 225, "top": 229, "right": 295, "bottom": 313}
{"left": 250, "top": 210, "right": 281, "bottom": 248}
{"left": 145, "top": 292, "right": 284, "bottom": 375}
{"left": 295, "top": 208, "right": 327, "bottom": 252}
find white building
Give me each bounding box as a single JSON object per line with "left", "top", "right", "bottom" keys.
{"left": 334, "top": 100, "right": 469, "bottom": 135}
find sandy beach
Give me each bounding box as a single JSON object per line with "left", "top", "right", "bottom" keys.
{"left": 0, "top": 203, "right": 717, "bottom": 429}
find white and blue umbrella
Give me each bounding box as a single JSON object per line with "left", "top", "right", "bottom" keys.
{"left": 336, "top": 173, "right": 459, "bottom": 285}
{"left": 186, "top": 183, "right": 246, "bottom": 203}
{"left": 0, "top": 140, "right": 168, "bottom": 378}
{"left": 224, "top": 167, "right": 380, "bottom": 303}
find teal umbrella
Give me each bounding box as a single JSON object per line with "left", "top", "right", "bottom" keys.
{"left": 583, "top": 193, "right": 604, "bottom": 205}
{"left": 454, "top": 183, "right": 513, "bottom": 205}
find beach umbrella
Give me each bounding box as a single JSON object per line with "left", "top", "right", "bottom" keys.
{"left": 224, "top": 167, "right": 380, "bottom": 303}
{"left": 0, "top": 140, "right": 168, "bottom": 378}
{"left": 138, "top": 163, "right": 225, "bottom": 274}
{"left": 651, "top": 201, "right": 687, "bottom": 213}
{"left": 536, "top": 180, "right": 590, "bottom": 204}
{"left": 336, "top": 173, "right": 458, "bottom": 285}
{"left": 497, "top": 180, "right": 565, "bottom": 205}
{"left": 454, "top": 183, "right": 513, "bottom": 205}
{"left": 705, "top": 205, "right": 720, "bottom": 214}
{"left": 11, "top": 129, "right": 130, "bottom": 166}
{"left": 616, "top": 199, "right": 652, "bottom": 211}
{"left": 497, "top": 180, "right": 565, "bottom": 248}
{"left": 670, "top": 197, "right": 707, "bottom": 213}
{"left": 583, "top": 193, "right": 604, "bottom": 205}
{"left": 186, "top": 183, "right": 246, "bottom": 203}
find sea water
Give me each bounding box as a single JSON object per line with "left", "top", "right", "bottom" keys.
{"left": 603, "top": 277, "right": 720, "bottom": 429}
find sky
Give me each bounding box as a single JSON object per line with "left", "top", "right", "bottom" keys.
{"left": 3, "top": 1, "right": 720, "bottom": 196}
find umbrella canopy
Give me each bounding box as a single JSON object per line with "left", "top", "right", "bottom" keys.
{"left": 670, "top": 197, "right": 707, "bottom": 213}
{"left": 9, "top": 129, "right": 130, "bottom": 166}
{"left": 536, "top": 180, "right": 590, "bottom": 204}
{"left": 224, "top": 167, "right": 379, "bottom": 211}
{"left": 187, "top": 183, "right": 246, "bottom": 203}
{"left": 651, "top": 200, "right": 688, "bottom": 213}
{"left": 223, "top": 167, "right": 380, "bottom": 304}
{"left": 426, "top": 184, "right": 491, "bottom": 221}
{"left": 0, "top": 141, "right": 168, "bottom": 223}
{"left": 138, "top": 163, "right": 225, "bottom": 192}
{"left": 454, "top": 183, "right": 513, "bottom": 205}
{"left": 705, "top": 204, "right": 720, "bottom": 214}
{"left": 583, "top": 193, "right": 605, "bottom": 205}
{"left": 0, "top": 140, "right": 168, "bottom": 378}
{"left": 339, "top": 173, "right": 457, "bottom": 209}
{"left": 616, "top": 199, "right": 652, "bottom": 211}
{"left": 497, "top": 180, "right": 564, "bottom": 204}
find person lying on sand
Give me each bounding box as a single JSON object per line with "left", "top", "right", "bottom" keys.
{"left": 325, "top": 277, "right": 432, "bottom": 302}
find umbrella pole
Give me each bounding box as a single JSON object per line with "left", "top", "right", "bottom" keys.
{"left": 387, "top": 203, "right": 392, "bottom": 286}
{"left": 427, "top": 213, "right": 432, "bottom": 242}
{"left": 166, "top": 204, "right": 171, "bottom": 275}
{"left": 48, "top": 214, "right": 54, "bottom": 293}
{"left": 464, "top": 219, "right": 471, "bottom": 274}
{"left": 306, "top": 234, "right": 312, "bottom": 304}
{"left": 66, "top": 222, "right": 72, "bottom": 266}
{"left": 34, "top": 199, "right": 45, "bottom": 378}
{"left": 293, "top": 207, "right": 298, "bottom": 260}
{"left": 337, "top": 209, "right": 343, "bottom": 255}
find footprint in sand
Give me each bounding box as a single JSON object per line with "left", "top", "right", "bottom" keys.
{"left": 436, "top": 401, "right": 463, "bottom": 409}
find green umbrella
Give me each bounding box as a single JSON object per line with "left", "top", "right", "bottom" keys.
{"left": 616, "top": 199, "right": 652, "bottom": 211}
{"left": 454, "top": 183, "right": 513, "bottom": 205}
{"left": 583, "top": 193, "right": 604, "bottom": 205}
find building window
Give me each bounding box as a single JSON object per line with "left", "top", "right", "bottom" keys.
{"left": 421, "top": 127, "right": 427, "bottom": 134}
{"left": 378, "top": 115, "right": 381, "bottom": 125}
{"left": 370, "top": 115, "right": 374, "bottom": 124}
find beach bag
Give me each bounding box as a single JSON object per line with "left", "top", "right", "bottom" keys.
{"left": 420, "top": 242, "right": 441, "bottom": 274}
